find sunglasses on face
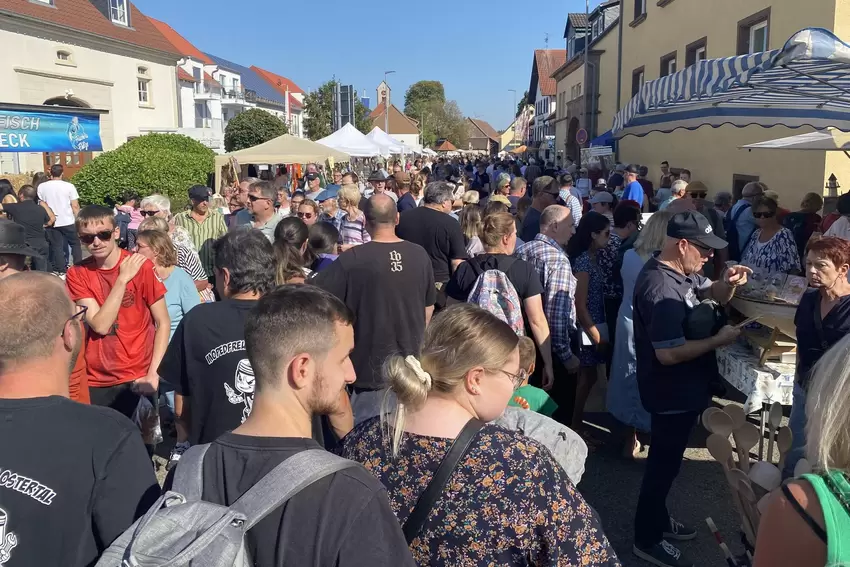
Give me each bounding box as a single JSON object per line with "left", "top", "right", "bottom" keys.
{"left": 140, "top": 210, "right": 159, "bottom": 217}
{"left": 297, "top": 211, "right": 314, "bottom": 219}
{"left": 248, "top": 194, "right": 271, "bottom": 203}
{"left": 79, "top": 230, "right": 114, "bottom": 245}
{"left": 753, "top": 211, "right": 775, "bottom": 219}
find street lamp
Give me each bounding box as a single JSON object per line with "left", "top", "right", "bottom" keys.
{"left": 384, "top": 70, "right": 396, "bottom": 135}
{"left": 508, "top": 89, "right": 517, "bottom": 151}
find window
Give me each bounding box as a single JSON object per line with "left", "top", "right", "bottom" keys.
{"left": 631, "top": 66, "right": 645, "bottom": 97}
{"left": 137, "top": 66, "right": 151, "bottom": 106}
{"left": 32, "top": 0, "right": 54, "bottom": 4}
{"left": 737, "top": 8, "right": 770, "bottom": 55}
{"left": 110, "top": 0, "right": 128, "bottom": 25}
{"left": 685, "top": 37, "right": 708, "bottom": 67}
{"left": 633, "top": 0, "right": 646, "bottom": 20}
{"left": 660, "top": 52, "right": 677, "bottom": 77}
{"left": 55, "top": 49, "right": 74, "bottom": 65}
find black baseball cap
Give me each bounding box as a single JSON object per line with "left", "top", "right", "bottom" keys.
{"left": 667, "top": 211, "right": 728, "bottom": 249}
{"left": 624, "top": 164, "right": 640, "bottom": 174}
{"left": 188, "top": 185, "right": 211, "bottom": 201}
{"left": 305, "top": 172, "right": 319, "bottom": 181}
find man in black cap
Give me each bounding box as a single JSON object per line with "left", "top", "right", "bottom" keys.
{"left": 631, "top": 211, "right": 751, "bottom": 567}
{"left": 622, "top": 164, "right": 646, "bottom": 210}
{"left": 364, "top": 169, "right": 396, "bottom": 203}
{"left": 0, "top": 219, "right": 42, "bottom": 279}
{"left": 304, "top": 172, "right": 323, "bottom": 201}
{"left": 172, "top": 185, "right": 227, "bottom": 281}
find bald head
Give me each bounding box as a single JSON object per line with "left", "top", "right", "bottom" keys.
{"left": 366, "top": 193, "right": 398, "bottom": 226}
{"left": 540, "top": 205, "right": 570, "bottom": 233}
{"left": 0, "top": 272, "right": 75, "bottom": 373}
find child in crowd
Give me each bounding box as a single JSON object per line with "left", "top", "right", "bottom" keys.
{"left": 117, "top": 190, "right": 143, "bottom": 250}
{"left": 508, "top": 336, "right": 558, "bottom": 417}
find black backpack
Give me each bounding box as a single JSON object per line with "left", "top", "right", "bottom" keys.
{"left": 724, "top": 202, "right": 751, "bottom": 261}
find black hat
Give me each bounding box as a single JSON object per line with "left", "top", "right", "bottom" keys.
{"left": 0, "top": 219, "right": 42, "bottom": 258}
{"left": 305, "top": 172, "right": 320, "bottom": 182}
{"left": 624, "top": 164, "right": 640, "bottom": 174}
{"left": 368, "top": 169, "right": 390, "bottom": 182}
{"left": 667, "top": 211, "right": 728, "bottom": 250}
{"left": 188, "top": 185, "right": 211, "bottom": 201}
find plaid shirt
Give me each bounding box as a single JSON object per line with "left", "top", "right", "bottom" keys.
{"left": 515, "top": 234, "right": 577, "bottom": 365}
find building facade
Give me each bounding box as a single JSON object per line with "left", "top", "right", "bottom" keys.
{"left": 370, "top": 82, "right": 422, "bottom": 152}
{"left": 617, "top": 0, "right": 850, "bottom": 203}
{"left": 526, "top": 49, "right": 566, "bottom": 163}
{"left": 466, "top": 118, "right": 500, "bottom": 155}
{"left": 0, "top": 0, "right": 180, "bottom": 174}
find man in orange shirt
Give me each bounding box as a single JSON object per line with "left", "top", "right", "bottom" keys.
{"left": 65, "top": 205, "right": 169, "bottom": 418}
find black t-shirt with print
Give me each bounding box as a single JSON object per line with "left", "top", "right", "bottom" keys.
{"left": 795, "top": 288, "right": 850, "bottom": 388}
{"left": 396, "top": 206, "right": 467, "bottom": 283}
{"left": 0, "top": 396, "right": 159, "bottom": 567}
{"left": 163, "top": 434, "right": 416, "bottom": 567}
{"left": 3, "top": 201, "right": 49, "bottom": 242}
{"left": 314, "top": 240, "right": 436, "bottom": 390}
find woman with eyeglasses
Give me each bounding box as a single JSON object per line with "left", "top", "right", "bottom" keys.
{"left": 338, "top": 304, "right": 619, "bottom": 567}
{"left": 740, "top": 195, "right": 801, "bottom": 274}
{"left": 297, "top": 199, "right": 320, "bottom": 226}
{"left": 567, "top": 211, "right": 612, "bottom": 432}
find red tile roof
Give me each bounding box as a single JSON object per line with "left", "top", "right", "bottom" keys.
{"left": 148, "top": 18, "right": 213, "bottom": 64}
{"left": 434, "top": 140, "right": 458, "bottom": 152}
{"left": 370, "top": 103, "right": 420, "bottom": 135}
{"left": 177, "top": 67, "right": 196, "bottom": 82}
{"left": 203, "top": 72, "right": 221, "bottom": 88}
{"left": 467, "top": 118, "right": 499, "bottom": 141}
{"left": 535, "top": 49, "right": 567, "bottom": 96}
{"left": 251, "top": 66, "right": 304, "bottom": 95}
{"left": 0, "top": 0, "right": 180, "bottom": 56}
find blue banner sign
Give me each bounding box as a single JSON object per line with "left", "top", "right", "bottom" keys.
{"left": 0, "top": 110, "right": 103, "bottom": 152}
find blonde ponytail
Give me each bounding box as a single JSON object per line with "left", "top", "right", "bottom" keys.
{"left": 381, "top": 355, "right": 432, "bottom": 455}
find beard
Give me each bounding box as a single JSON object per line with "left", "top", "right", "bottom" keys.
{"left": 308, "top": 368, "right": 343, "bottom": 416}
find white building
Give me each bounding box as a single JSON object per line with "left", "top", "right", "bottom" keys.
{"left": 0, "top": 0, "right": 181, "bottom": 174}
{"left": 526, "top": 49, "right": 566, "bottom": 164}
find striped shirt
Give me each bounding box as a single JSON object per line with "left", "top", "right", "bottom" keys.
{"left": 172, "top": 210, "right": 227, "bottom": 277}
{"left": 176, "top": 244, "right": 207, "bottom": 282}
{"left": 338, "top": 210, "right": 371, "bottom": 246}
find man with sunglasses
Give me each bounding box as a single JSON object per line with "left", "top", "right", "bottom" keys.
{"left": 0, "top": 272, "right": 160, "bottom": 567}
{"left": 172, "top": 185, "right": 227, "bottom": 281}
{"left": 631, "top": 211, "right": 751, "bottom": 567}
{"left": 246, "top": 181, "right": 282, "bottom": 243}
{"left": 65, "top": 205, "right": 170, "bottom": 419}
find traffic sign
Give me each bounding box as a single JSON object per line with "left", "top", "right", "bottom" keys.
{"left": 576, "top": 128, "right": 588, "bottom": 145}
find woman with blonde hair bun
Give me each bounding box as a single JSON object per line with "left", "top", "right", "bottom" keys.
{"left": 339, "top": 304, "right": 619, "bottom": 567}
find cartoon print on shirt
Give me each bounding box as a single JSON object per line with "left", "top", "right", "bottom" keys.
{"left": 0, "top": 508, "right": 18, "bottom": 565}
{"left": 224, "top": 359, "right": 255, "bottom": 422}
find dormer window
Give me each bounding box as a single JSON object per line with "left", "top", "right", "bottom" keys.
{"left": 110, "top": 0, "right": 129, "bottom": 26}
{"left": 55, "top": 50, "right": 74, "bottom": 66}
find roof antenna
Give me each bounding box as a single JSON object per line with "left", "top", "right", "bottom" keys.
{"left": 544, "top": 33, "right": 549, "bottom": 48}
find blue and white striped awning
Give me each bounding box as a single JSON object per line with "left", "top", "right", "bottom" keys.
{"left": 613, "top": 28, "right": 850, "bottom": 138}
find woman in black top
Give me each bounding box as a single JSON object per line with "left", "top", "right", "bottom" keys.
{"left": 446, "top": 212, "right": 554, "bottom": 388}
{"left": 785, "top": 236, "right": 850, "bottom": 477}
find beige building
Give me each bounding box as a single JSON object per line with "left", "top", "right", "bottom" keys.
{"left": 0, "top": 0, "right": 181, "bottom": 175}
{"left": 616, "top": 0, "right": 850, "bottom": 204}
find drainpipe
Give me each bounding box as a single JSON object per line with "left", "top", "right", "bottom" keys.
{"left": 615, "top": 1, "right": 625, "bottom": 162}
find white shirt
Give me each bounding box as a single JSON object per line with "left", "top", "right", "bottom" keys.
{"left": 825, "top": 215, "right": 850, "bottom": 241}
{"left": 37, "top": 179, "right": 79, "bottom": 227}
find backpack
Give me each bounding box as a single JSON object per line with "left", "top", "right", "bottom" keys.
{"left": 466, "top": 257, "right": 525, "bottom": 336}
{"left": 723, "top": 201, "right": 751, "bottom": 261}
{"left": 96, "top": 445, "right": 355, "bottom": 567}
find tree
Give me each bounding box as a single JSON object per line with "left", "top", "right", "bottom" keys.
{"left": 354, "top": 98, "right": 372, "bottom": 135}
{"left": 404, "top": 81, "right": 446, "bottom": 116}
{"left": 72, "top": 134, "right": 214, "bottom": 208}
{"left": 224, "top": 108, "right": 287, "bottom": 152}
{"left": 303, "top": 81, "right": 335, "bottom": 140}
{"left": 516, "top": 90, "right": 529, "bottom": 117}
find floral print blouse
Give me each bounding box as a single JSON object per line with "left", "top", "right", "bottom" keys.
{"left": 338, "top": 418, "right": 621, "bottom": 567}
{"left": 741, "top": 227, "right": 801, "bottom": 274}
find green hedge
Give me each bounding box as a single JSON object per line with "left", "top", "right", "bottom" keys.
{"left": 224, "top": 108, "right": 287, "bottom": 152}
{"left": 72, "top": 133, "right": 214, "bottom": 209}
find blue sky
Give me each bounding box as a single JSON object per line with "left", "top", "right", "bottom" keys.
{"left": 135, "top": 0, "right": 598, "bottom": 132}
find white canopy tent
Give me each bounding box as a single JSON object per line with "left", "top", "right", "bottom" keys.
{"left": 367, "top": 127, "right": 407, "bottom": 154}
{"left": 316, "top": 123, "right": 385, "bottom": 157}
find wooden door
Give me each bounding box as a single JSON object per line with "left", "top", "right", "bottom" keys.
{"left": 43, "top": 151, "right": 93, "bottom": 177}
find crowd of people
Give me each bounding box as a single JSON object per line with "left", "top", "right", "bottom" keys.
{"left": 0, "top": 152, "right": 849, "bottom": 567}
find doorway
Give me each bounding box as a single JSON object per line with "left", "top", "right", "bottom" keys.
{"left": 43, "top": 151, "right": 92, "bottom": 177}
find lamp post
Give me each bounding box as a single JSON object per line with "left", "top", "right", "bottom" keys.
{"left": 508, "top": 89, "right": 517, "bottom": 151}
{"left": 383, "top": 70, "right": 396, "bottom": 135}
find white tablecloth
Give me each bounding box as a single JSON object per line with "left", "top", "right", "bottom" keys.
{"left": 717, "top": 342, "right": 795, "bottom": 413}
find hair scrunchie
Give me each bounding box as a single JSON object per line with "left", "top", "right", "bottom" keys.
{"left": 404, "top": 355, "right": 432, "bottom": 391}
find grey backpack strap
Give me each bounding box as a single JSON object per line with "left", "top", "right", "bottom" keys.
{"left": 230, "top": 449, "right": 356, "bottom": 530}
{"left": 171, "top": 444, "right": 211, "bottom": 501}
